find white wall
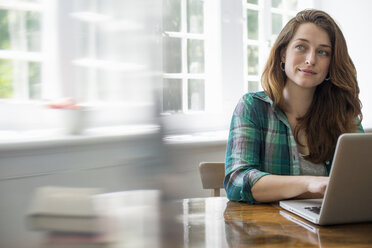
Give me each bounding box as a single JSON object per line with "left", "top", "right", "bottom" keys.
{"left": 164, "top": 142, "right": 227, "bottom": 199}
{"left": 320, "top": 0, "right": 372, "bottom": 129}
{"left": 220, "top": 0, "right": 246, "bottom": 118}
{"left": 0, "top": 132, "right": 167, "bottom": 248}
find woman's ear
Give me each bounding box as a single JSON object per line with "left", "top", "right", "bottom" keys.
{"left": 280, "top": 48, "right": 286, "bottom": 63}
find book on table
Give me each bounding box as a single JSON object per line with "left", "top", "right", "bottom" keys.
{"left": 26, "top": 187, "right": 162, "bottom": 247}
{"left": 42, "top": 232, "right": 114, "bottom": 248}
{"left": 26, "top": 186, "right": 105, "bottom": 233}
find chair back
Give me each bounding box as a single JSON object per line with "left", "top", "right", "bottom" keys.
{"left": 198, "top": 162, "right": 225, "bottom": 197}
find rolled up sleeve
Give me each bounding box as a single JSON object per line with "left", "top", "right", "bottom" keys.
{"left": 224, "top": 96, "right": 270, "bottom": 204}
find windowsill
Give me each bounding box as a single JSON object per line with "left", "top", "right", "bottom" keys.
{"left": 163, "top": 130, "right": 228, "bottom": 147}
{"left": 0, "top": 125, "right": 229, "bottom": 151}
{"left": 0, "top": 125, "right": 160, "bottom": 151}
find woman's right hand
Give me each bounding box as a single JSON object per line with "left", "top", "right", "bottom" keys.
{"left": 306, "top": 176, "right": 329, "bottom": 195}
{"left": 296, "top": 176, "right": 329, "bottom": 199}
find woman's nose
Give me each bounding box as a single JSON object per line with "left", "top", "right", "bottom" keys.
{"left": 305, "top": 51, "right": 316, "bottom": 65}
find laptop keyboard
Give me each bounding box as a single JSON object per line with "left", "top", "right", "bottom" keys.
{"left": 304, "top": 206, "right": 321, "bottom": 214}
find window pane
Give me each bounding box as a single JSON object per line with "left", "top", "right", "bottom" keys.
{"left": 272, "top": 0, "right": 283, "bottom": 8}
{"left": 248, "top": 81, "right": 259, "bottom": 92}
{"left": 29, "top": 62, "right": 41, "bottom": 99}
{"left": 247, "top": 9, "right": 258, "bottom": 40}
{"left": 163, "top": 0, "right": 181, "bottom": 32}
{"left": 187, "top": 39, "right": 204, "bottom": 73}
{"left": 288, "top": 0, "right": 298, "bottom": 10}
{"left": 271, "top": 13, "right": 282, "bottom": 41}
{"left": 0, "top": 59, "right": 13, "bottom": 98}
{"left": 0, "top": 10, "right": 42, "bottom": 52}
{"left": 0, "top": 10, "right": 10, "bottom": 49}
{"left": 188, "top": 79, "right": 204, "bottom": 111}
{"left": 26, "top": 11, "right": 42, "bottom": 52}
{"left": 247, "top": 0, "right": 258, "bottom": 4}
{"left": 163, "top": 37, "right": 182, "bottom": 73}
{"left": 187, "top": 0, "right": 203, "bottom": 33}
{"left": 77, "top": 23, "right": 90, "bottom": 58}
{"left": 163, "top": 79, "right": 182, "bottom": 112}
{"left": 247, "top": 45, "right": 259, "bottom": 75}
{"left": 0, "top": 59, "right": 42, "bottom": 99}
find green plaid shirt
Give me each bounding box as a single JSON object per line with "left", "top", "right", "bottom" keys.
{"left": 224, "top": 91, "right": 363, "bottom": 204}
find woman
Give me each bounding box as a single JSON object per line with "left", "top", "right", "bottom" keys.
{"left": 224, "top": 9, "right": 363, "bottom": 204}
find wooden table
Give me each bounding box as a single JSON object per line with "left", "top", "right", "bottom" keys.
{"left": 3, "top": 196, "right": 372, "bottom": 247}
{"left": 163, "top": 197, "right": 372, "bottom": 247}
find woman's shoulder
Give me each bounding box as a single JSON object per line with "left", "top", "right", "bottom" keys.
{"left": 240, "top": 91, "right": 272, "bottom": 107}
{"left": 234, "top": 91, "right": 272, "bottom": 117}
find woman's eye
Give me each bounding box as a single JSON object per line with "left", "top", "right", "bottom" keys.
{"left": 318, "top": 50, "right": 329, "bottom": 56}
{"left": 295, "top": 45, "right": 304, "bottom": 50}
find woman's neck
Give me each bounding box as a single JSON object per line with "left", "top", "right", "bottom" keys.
{"left": 282, "top": 82, "right": 315, "bottom": 156}
{"left": 282, "top": 82, "right": 316, "bottom": 118}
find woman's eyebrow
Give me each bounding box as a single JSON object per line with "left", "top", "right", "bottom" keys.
{"left": 294, "top": 38, "right": 331, "bottom": 48}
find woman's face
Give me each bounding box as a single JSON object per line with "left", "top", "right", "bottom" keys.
{"left": 282, "top": 22, "right": 332, "bottom": 90}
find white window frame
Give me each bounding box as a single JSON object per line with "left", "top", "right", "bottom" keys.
{"left": 163, "top": 0, "right": 206, "bottom": 114}
{"left": 0, "top": 0, "right": 163, "bottom": 131}
{"left": 243, "top": 0, "right": 317, "bottom": 93}
{"left": 0, "top": 0, "right": 321, "bottom": 134}
{"left": 0, "top": 1, "right": 45, "bottom": 100}
{"left": 161, "top": 0, "right": 225, "bottom": 134}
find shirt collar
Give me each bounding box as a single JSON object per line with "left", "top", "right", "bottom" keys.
{"left": 253, "top": 91, "right": 291, "bottom": 128}
{"left": 252, "top": 91, "right": 274, "bottom": 106}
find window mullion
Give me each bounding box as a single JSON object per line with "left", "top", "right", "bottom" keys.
{"left": 242, "top": 1, "right": 247, "bottom": 92}
{"left": 41, "top": 0, "right": 60, "bottom": 99}
{"left": 284, "top": 0, "right": 289, "bottom": 15}
{"left": 259, "top": 0, "right": 271, "bottom": 90}
{"left": 0, "top": 2, "right": 43, "bottom": 12}
{"left": 181, "top": 0, "right": 188, "bottom": 113}
{"left": 182, "top": 77, "right": 188, "bottom": 113}
{"left": 166, "top": 31, "right": 204, "bottom": 40}
{"left": 182, "top": 37, "right": 188, "bottom": 113}
{"left": 0, "top": 50, "right": 43, "bottom": 61}
{"left": 8, "top": 10, "right": 29, "bottom": 99}
{"left": 263, "top": 0, "right": 272, "bottom": 43}
{"left": 85, "top": 23, "right": 98, "bottom": 101}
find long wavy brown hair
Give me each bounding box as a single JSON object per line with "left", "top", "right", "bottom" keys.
{"left": 261, "top": 9, "right": 362, "bottom": 163}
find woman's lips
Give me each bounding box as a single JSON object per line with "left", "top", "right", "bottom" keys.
{"left": 299, "top": 68, "right": 316, "bottom": 75}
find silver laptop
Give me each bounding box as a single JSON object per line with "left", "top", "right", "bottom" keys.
{"left": 280, "top": 133, "right": 372, "bottom": 225}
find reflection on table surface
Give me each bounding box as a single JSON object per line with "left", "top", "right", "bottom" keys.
{"left": 179, "top": 197, "right": 372, "bottom": 248}
{"left": 3, "top": 194, "right": 372, "bottom": 247}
